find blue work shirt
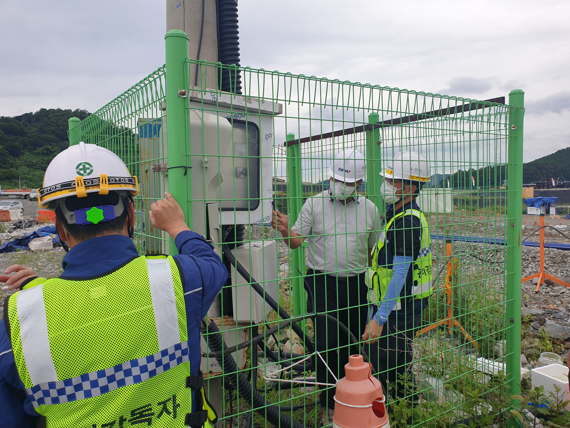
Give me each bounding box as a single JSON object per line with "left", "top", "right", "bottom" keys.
{"left": 0, "top": 231, "right": 227, "bottom": 428}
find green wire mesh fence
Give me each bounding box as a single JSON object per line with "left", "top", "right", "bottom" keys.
{"left": 69, "top": 31, "right": 524, "bottom": 427}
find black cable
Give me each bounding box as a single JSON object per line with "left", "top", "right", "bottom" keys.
{"left": 204, "top": 320, "right": 305, "bottom": 428}
{"left": 194, "top": 0, "right": 205, "bottom": 87}
{"left": 202, "top": 312, "right": 368, "bottom": 362}
{"left": 522, "top": 224, "right": 570, "bottom": 243}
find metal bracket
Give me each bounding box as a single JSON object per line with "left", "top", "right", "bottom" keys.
{"left": 151, "top": 164, "right": 168, "bottom": 174}
{"left": 178, "top": 89, "right": 188, "bottom": 98}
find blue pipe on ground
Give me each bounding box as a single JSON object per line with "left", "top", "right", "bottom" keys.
{"left": 431, "top": 234, "right": 570, "bottom": 251}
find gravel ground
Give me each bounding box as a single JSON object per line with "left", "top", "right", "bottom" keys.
{"left": 0, "top": 248, "right": 65, "bottom": 315}
{"left": 1, "top": 220, "right": 569, "bottom": 360}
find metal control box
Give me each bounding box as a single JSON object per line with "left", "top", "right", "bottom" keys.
{"left": 230, "top": 240, "right": 278, "bottom": 324}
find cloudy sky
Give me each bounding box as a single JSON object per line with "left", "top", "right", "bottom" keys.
{"left": 1, "top": 0, "right": 568, "bottom": 163}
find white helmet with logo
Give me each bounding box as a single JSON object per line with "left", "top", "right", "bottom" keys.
{"left": 380, "top": 151, "right": 430, "bottom": 183}
{"left": 328, "top": 148, "right": 365, "bottom": 183}
{"left": 39, "top": 142, "right": 139, "bottom": 210}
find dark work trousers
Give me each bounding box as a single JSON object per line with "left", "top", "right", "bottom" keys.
{"left": 366, "top": 310, "right": 423, "bottom": 400}
{"left": 307, "top": 269, "right": 368, "bottom": 410}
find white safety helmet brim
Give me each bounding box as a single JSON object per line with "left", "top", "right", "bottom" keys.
{"left": 329, "top": 149, "right": 366, "bottom": 183}
{"left": 379, "top": 151, "right": 430, "bottom": 183}
{"left": 39, "top": 142, "right": 139, "bottom": 209}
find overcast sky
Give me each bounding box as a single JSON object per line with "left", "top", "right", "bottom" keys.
{"left": 1, "top": 0, "right": 568, "bottom": 163}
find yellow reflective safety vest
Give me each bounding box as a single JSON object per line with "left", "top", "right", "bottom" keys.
{"left": 366, "top": 209, "right": 433, "bottom": 309}
{"left": 5, "top": 255, "right": 217, "bottom": 428}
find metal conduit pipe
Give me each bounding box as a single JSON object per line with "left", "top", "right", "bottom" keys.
{"left": 216, "top": 0, "right": 242, "bottom": 94}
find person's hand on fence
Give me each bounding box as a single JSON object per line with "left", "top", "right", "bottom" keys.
{"left": 0, "top": 265, "right": 38, "bottom": 290}
{"left": 150, "top": 192, "right": 190, "bottom": 239}
{"left": 361, "top": 319, "right": 383, "bottom": 344}
{"left": 272, "top": 210, "right": 289, "bottom": 236}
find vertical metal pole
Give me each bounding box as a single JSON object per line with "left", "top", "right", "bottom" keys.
{"left": 506, "top": 89, "right": 524, "bottom": 411}
{"left": 366, "top": 113, "right": 384, "bottom": 216}
{"left": 286, "top": 134, "right": 306, "bottom": 321}
{"left": 165, "top": 30, "right": 191, "bottom": 255}
{"left": 68, "top": 117, "right": 81, "bottom": 146}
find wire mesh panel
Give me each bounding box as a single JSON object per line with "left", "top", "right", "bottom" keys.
{"left": 187, "top": 66, "right": 519, "bottom": 427}
{"left": 70, "top": 67, "right": 169, "bottom": 255}
{"left": 69, "top": 46, "right": 522, "bottom": 427}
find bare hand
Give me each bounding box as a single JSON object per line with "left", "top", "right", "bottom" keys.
{"left": 362, "top": 319, "right": 383, "bottom": 344}
{"left": 0, "top": 265, "right": 38, "bottom": 290}
{"left": 272, "top": 210, "right": 289, "bottom": 236}
{"left": 149, "top": 192, "right": 190, "bottom": 239}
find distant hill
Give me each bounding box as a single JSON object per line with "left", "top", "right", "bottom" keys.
{"left": 0, "top": 108, "right": 90, "bottom": 189}
{"left": 1, "top": 108, "right": 568, "bottom": 191}
{"left": 523, "top": 146, "right": 570, "bottom": 183}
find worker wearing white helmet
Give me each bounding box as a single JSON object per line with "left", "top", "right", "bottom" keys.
{"left": 361, "top": 150, "right": 434, "bottom": 400}
{"left": 272, "top": 148, "right": 381, "bottom": 424}
{"left": 0, "top": 142, "right": 225, "bottom": 427}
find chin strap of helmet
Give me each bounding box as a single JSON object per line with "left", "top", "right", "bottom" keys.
{"left": 124, "top": 195, "right": 135, "bottom": 239}
{"left": 60, "top": 225, "right": 70, "bottom": 253}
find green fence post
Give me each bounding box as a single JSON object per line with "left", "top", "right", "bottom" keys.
{"left": 506, "top": 89, "right": 524, "bottom": 412}
{"left": 366, "top": 113, "right": 384, "bottom": 215}
{"left": 286, "top": 133, "right": 307, "bottom": 322}
{"left": 165, "top": 30, "right": 191, "bottom": 255}
{"left": 68, "top": 117, "right": 81, "bottom": 146}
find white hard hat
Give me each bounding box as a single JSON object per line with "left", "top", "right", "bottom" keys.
{"left": 328, "top": 149, "right": 365, "bottom": 183}
{"left": 380, "top": 151, "right": 430, "bottom": 183}
{"left": 39, "top": 142, "right": 139, "bottom": 209}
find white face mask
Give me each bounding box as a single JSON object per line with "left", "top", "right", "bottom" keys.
{"left": 380, "top": 181, "right": 402, "bottom": 205}
{"left": 330, "top": 179, "right": 355, "bottom": 200}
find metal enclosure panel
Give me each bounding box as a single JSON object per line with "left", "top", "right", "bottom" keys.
{"left": 230, "top": 240, "right": 278, "bottom": 324}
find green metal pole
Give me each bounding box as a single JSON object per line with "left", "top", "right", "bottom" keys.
{"left": 165, "top": 30, "right": 191, "bottom": 255}
{"left": 68, "top": 117, "right": 81, "bottom": 146}
{"left": 366, "top": 113, "right": 384, "bottom": 216}
{"left": 286, "top": 133, "right": 306, "bottom": 321}
{"left": 506, "top": 89, "right": 524, "bottom": 412}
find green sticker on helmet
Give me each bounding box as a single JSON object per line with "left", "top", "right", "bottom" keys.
{"left": 76, "top": 162, "right": 94, "bottom": 177}
{"left": 86, "top": 206, "right": 104, "bottom": 224}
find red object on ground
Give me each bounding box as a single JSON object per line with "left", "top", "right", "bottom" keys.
{"left": 37, "top": 210, "right": 56, "bottom": 223}
{"left": 0, "top": 210, "right": 10, "bottom": 222}
{"left": 333, "top": 355, "right": 389, "bottom": 428}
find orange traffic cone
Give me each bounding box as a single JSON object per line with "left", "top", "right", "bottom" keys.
{"left": 333, "top": 355, "right": 389, "bottom": 428}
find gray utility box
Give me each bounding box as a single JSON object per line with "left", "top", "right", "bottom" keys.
{"left": 230, "top": 240, "right": 278, "bottom": 324}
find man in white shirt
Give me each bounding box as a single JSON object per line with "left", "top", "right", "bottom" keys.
{"left": 272, "top": 149, "right": 381, "bottom": 423}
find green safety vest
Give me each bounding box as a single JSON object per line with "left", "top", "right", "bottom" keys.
{"left": 366, "top": 209, "right": 433, "bottom": 310}
{"left": 6, "top": 255, "right": 217, "bottom": 428}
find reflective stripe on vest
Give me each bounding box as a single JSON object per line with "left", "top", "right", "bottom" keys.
{"left": 27, "top": 340, "right": 189, "bottom": 407}
{"left": 366, "top": 209, "right": 433, "bottom": 308}
{"left": 16, "top": 259, "right": 180, "bottom": 388}
{"left": 17, "top": 284, "right": 58, "bottom": 385}
{"left": 147, "top": 258, "right": 180, "bottom": 350}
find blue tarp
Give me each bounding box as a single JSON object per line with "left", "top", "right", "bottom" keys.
{"left": 431, "top": 234, "right": 570, "bottom": 251}
{"left": 524, "top": 197, "right": 558, "bottom": 208}
{"left": 0, "top": 226, "right": 60, "bottom": 253}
